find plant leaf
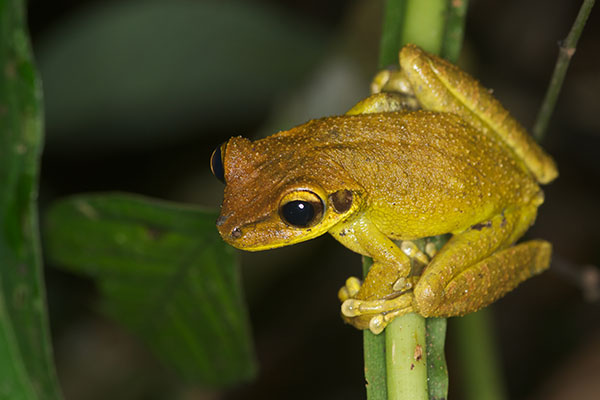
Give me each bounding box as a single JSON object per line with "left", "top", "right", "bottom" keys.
{"left": 0, "top": 1, "right": 64, "bottom": 399}
{"left": 44, "top": 193, "right": 256, "bottom": 386}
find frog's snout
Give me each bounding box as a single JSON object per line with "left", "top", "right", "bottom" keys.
{"left": 216, "top": 213, "right": 244, "bottom": 242}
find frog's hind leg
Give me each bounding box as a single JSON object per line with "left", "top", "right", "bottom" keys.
{"left": 413, "top": 203, "right": 552, "bottom": 317}
{"left": 415, "top": 240, "right": 551, "bottom": 317}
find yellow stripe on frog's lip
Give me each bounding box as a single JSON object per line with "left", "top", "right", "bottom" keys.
{"left": 224, "top": 223, "right": 333, "bottom": 252}
{"left": 229, "top": 240, "right": 292, "bottom": 252}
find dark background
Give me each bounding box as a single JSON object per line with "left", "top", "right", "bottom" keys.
{"left": 27, "top": 0, "right": 600, "bottom": 399}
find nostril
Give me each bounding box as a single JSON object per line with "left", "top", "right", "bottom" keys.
{"left": 216, "top": 215, "right": 228, "bottom": 226}
{"left": 231, "top": 227, "right": 242, "bottom": 239}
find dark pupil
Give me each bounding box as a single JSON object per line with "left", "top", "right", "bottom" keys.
{"left": 210, "top": 145, "right": 225, "bottom": 183}
{"left": 281, "top": 200, "right": 315, "bottom": 227}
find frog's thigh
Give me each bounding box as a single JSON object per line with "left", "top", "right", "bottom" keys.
{"left": 414, "top": 204, "right": 541, "bottom": 316}
{"left": 414, "top": 240, "right": 551, "bottom": 317}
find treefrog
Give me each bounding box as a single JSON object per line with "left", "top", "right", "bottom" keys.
{"left": 211, "top": 44, "right": 558, "bottom": 334}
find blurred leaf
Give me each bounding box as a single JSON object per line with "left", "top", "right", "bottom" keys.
{"left": 38, "top": 0, "right": 327, "bottom": 151}
{"left": 0, "top": 0, "right": 64, "bottom": 399}
{"left": 44, "top": 193, "right": 256, "bottom": 386}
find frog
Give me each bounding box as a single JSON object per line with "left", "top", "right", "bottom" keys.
{"left": 211, "top": 44, "right": 558, "bottom": 334}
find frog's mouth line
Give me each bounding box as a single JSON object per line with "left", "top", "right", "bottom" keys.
{"left": 218, "top": 218, "right": 331, "bottom": 252}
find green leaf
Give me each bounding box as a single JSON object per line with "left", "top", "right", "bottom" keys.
{"left": 44, "top": 193, "right": 256, "bottom": 386}
{"left": 454, "top": 310, "right": 506, "bottom": 400}
{"left": 0, "top": 0, "right": 64, "bottom": 399}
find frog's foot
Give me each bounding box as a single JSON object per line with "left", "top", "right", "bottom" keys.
{"left": 338, "top": 275, "right": 417, "bottom": 301}
{"left": 393, "top": 272, "right": 424, "bottom": 292}
{"left": 370, "top": 69, "right": 410, "bottom": 95}
{"left": 338, "top": 276, "right": 362, "bottom": 302}
{"left": 341, "top": 293, "right": 414, "bottom": 334}
{"left": 400, "top": 241, "right": 430, "bottom": 265}
{"left": 338, "top": 273, "right": 417, "bottom": 333}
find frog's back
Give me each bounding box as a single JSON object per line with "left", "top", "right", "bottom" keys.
{"left": 399, "top": 44, "right": 558, "bottom": 184}
{"left": 267, "top": 111, "right": 542, "bottom": 238}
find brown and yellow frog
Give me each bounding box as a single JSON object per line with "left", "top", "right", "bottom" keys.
{"left": 211, "top": 44, "right": 558, "bottom": 334}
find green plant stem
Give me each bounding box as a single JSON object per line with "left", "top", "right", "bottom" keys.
{"left": 379, "top": 0, "right": 449, "bottom": 67}
{"left": 454, "top": 310, "right": 506, "bottom": 400}
{"left": 378, "top": 0, "right": 407, "bottom": 67}
{"left": 425, "top": 318, "right": 449, "bottom": 399}
{"left": 364, "top": 328, "right": 388, "bottom": 399}
{"left": 365, "top": 1, "right": 468, "bottom": 399}
{"left": 532, "top": 0, "right": 595, "bottom": 141}
{"left": 400, "top": 0, "right": 448, "bottom": 55}
{"left": 386, "top": 313, "right": 428, "bottom": 400}
{"left": 363, "top": 256, "right": 388, "bottom": 400}
{"left": 440, "top": 0, "right": 469, "bottom": 61}
{"left": 379, "top": 2, "right": 463, "bottom": 400}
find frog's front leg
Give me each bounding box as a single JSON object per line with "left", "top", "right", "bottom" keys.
{"left": 330, "top": 214, "right": 420, "bottom": 332}
{"left": 331, "top": 213, "right": 413, "bottom": 299}
{"left": 337, "top": 240, "right": 429, "bottom": 301}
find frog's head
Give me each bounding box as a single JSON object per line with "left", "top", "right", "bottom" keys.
{"left": 211, "top": 135, "right": 364, "bottom": 251}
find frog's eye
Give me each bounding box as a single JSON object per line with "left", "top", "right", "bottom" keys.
{"left": 210, "top": 143, "right": 226, "bottom": 183}
{"left": 279, "top": 190, "right": 324, "bottom": 228}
